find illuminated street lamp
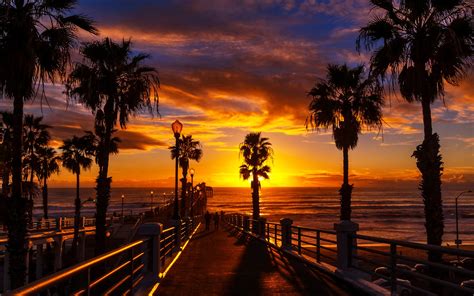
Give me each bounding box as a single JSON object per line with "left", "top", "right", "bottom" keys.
{"left": 455, "top": 190, "right": 473, "bottom": 253}
{"left": 121, "top": 194, "right": 125, "bottom": 218}
{"left": 172, "top": 120, "right": 183, "bottom": 220}
{"left": 150, "top": 191, "right": 154, "bottom": 216}
{"left": 190, "top": 168, "right": 195, "bottom": 217}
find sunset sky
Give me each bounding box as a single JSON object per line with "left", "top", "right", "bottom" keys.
{"left": 1, "top": 0, "right": 473, "bottom": 188}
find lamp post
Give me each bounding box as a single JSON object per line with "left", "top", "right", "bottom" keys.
{"left": 190, "top": 168, "right": 195, "bottom": 218}
{"left": 150, "top": 191, "right": 154, "bottom": 216}
{"left": 172, "top": 120, "right": 183, "bottom": 220}
{"left": 455, "top": 190, "right": 472, "bottom": 254}
{"left": 121, "top": 194, "right": 125, "bottom": 218}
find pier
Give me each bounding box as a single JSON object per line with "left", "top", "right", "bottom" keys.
{"left": 4, "top": 209, "right": 474, "bottom": 295}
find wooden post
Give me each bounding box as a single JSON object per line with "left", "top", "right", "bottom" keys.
{"left": 36, "top": 244, "right": 44, "bottom": 280}
{"left": 316, "top": 231, "right": 321, "bottom": 263}
{"left": 3, "top": 250, "right": 10, "bottom": 291}
{"left": 138, "top": 223, "right": 163, "bottom": 280}
{"left": 280, "top": 218, "right": 293, "bottom": 250}
{"left": 390, "top": 243, "right": 397, "bottom": 295}
{"left": 334, "top": 221, "right": 359, "bottom": 270}
{"left": 53, "top": 236, "right": 64, "bottom": 271}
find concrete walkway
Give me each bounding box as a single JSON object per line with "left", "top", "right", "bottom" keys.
{"left": 155, "top": 225, "right": 359, "bottom": 295}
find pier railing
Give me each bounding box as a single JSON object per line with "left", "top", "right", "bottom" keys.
{"left": 225, "top": 214, "right": 474, "bottom": 296}
{"left": 7, "top": 217, "right": 201, "bottom": 295}
{"left": 351, "top": 233, "right": 474, "bottom": 296}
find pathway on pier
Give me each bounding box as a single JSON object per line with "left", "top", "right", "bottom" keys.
{"left": 155, "top": 225, "right": 357, "bottom": 296}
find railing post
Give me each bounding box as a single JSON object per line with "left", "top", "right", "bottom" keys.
{"left": 258, "top": 218, "right": 267, "bottom": 239}
{"left": 138, "top": 223, "right": 163, "bottom": 280}
{"left": 172, "top": 219, "right": 182, "bottom": 251}
{"left": 280, "top": 218, "right": 293, "bottom": 250}
{"left": 78, "top": 232, "right": 86, "bottom": 261}
{"left": 56, "top": 217, "right": 63, "bottom": 231}
{"left": 316, "top": 230, "right": 321, "bottom": 262}
{"left": 297, "top": 227, "right": 302, "bottom": 255}
{"left": 53, "top": 236, "right": 64, "bottom": 271}
{"left": 3, "top": 250, "right": 10, "bottom": 291}
{"left": 274, "top": 224, "right": 277, "bottom": 245}
{"left": 81, "top": 217, "right": 86, "bottom": 228}
{"left": 186, "top": 217, "right": 191, "bottom": 239}
{"left": 266, "top": 223, "right": 270, "bottom": 241}
{"left": 390, "top": 243, "right": 397, "bottom": 295}
{"left": 243, "top": 216, "right": 250, "bottom": 233}
{"left": 36, "top": 243, "right": 43, "bottom": 280}
{"left": 334, "top": 221, "right": 359, "bottom": 270}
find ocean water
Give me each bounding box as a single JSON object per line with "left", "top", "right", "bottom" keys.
{"left": 38, "top": 187, "right": 474, "bottom": 243}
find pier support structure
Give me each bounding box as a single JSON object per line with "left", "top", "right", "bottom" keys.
{"left": 334, "top": 220, "right": 359, "bottom": 270}
{"left": 280, "top": 218, "right": 293, "bottom": 250}
{"left": 138, "top": 223, "right": 163, "bottom": 279}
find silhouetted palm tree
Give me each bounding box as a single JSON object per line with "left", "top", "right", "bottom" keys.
{"left": 23, "top": 115, "right": 51, "bottom": 223}
{"left": 60, "top": 133, "right": 96, "bottom": 258}
{"left": 36, "top": 147, "right": 60, "bottom": 219}
{"left": 67, "top": 38, "right": 159, "bottom": 254}
{"left": 357, "top": 0, "right": 473, "bottom": 259}
{"left": 0, "top": 0, "right": 96, "bottom": 286}
{"left": 170, "top": 135, "right": 203, "bottom": 217}
{"left": 307, "top": 64, "right": 383, "bottom": 221}
{"left": 239, "top": 132, "right": 273, "bottom": 221}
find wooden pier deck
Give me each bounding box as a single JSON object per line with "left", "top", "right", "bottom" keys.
{"left": 154, "top": 224, "right": 358, "bottom": 295}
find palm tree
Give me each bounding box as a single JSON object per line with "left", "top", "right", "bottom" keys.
{"left": 23, "top": 115, "right": 51, "bottom": 224}
{"left": 170, "top": 135, "right": 203, "bottom": 217}
{"left": 60, "top": 133, "right": 96, "bottom": 258}
{"left": 307, "top": 64, "right": 383, "bottom": 221}
{"left": 0, "top": 0, "right": 96, "bottom": 286}
{"left": 67, "top": 38, "right": 159, "bottom": 254}
{"left": 36, "top": 147, "right": 60, "bottom": 219}
{"left": 357, "top": 0, "right": 473, "bottom": 259}
{"left": 239, "top": 132, "right": 273, "bottom": 221}
{"left": 23, "top": 115, "right": 50, "bottom": 186}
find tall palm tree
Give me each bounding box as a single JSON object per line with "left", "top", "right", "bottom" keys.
{"left": 170, "top": 135, "right": 203, "bottom": 217}
{"left": 0, "top": 0, "right": 96, "bottom": 286}
{"left": 60, "top": 133, "right": 96, "bottom": 258}
{"left": 239, "top": 132, "right": 273, "bottom": 221}
{"left": 307, "top": 64, "right": 383, "bottom": 221}
{"left": 67, "top": 38, "right": 159, "bottom": 254}
{"left": 357, "top": 0, "right": 473, "bottom": 259}
{"left": 23, "top": 115, "right": 51, "bottom": 224}
{"left": 36, "top": 147, "right": 60, "bottom": 219}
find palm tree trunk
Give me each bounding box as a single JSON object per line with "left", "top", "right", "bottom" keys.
{"left": 72, "top": 171, "right": 81, "bottom": 258}
{"left": 421, "top": 99, "right": 433, "bottom": 140}
{"left": 42, "top": 176, "right": 48, "bottom": 219}
{"left": 95, "top": 120, "right": 112, "bottom": 255}
{"left": 28, "top": 168, "right": 34, "bottom": 225}
{"left": 414, "top": 99, "right": 444, "bottom": 262}
{"left": 7, "top": 95, "right": 27, "bottom": 288}
{"left": 252, "top": 171, "right": 259, "bottom": 221}
{"left": 340, "top": 147, "right": 353, "bottom": 221}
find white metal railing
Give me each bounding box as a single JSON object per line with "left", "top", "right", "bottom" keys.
{"left": 7, "top": 217, "right": 201, "bottom": 295}
{"left": 351, "top": 233, "right": 474, "bottom": 295}
{"left": 225, "top": 213, "right": 474, "bottom": 296}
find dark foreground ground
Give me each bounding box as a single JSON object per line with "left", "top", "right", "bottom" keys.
{"left": 155, "top": 224, "right": 362, "bottom": 296}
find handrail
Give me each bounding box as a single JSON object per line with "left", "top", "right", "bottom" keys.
{"left": 9, "top": 239, "right": 147, "bottom": 295}
{"left": 8, "top": 216, "right": 203, "bottom": 295}
{"left": 352, "top": 234, "right": 474, "bottom": 295}
{"left": 225, "top": 213, "right": 474, "bottom": 295}
{"left": 354, "top": 233, "right": 474, "bottom": 257}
